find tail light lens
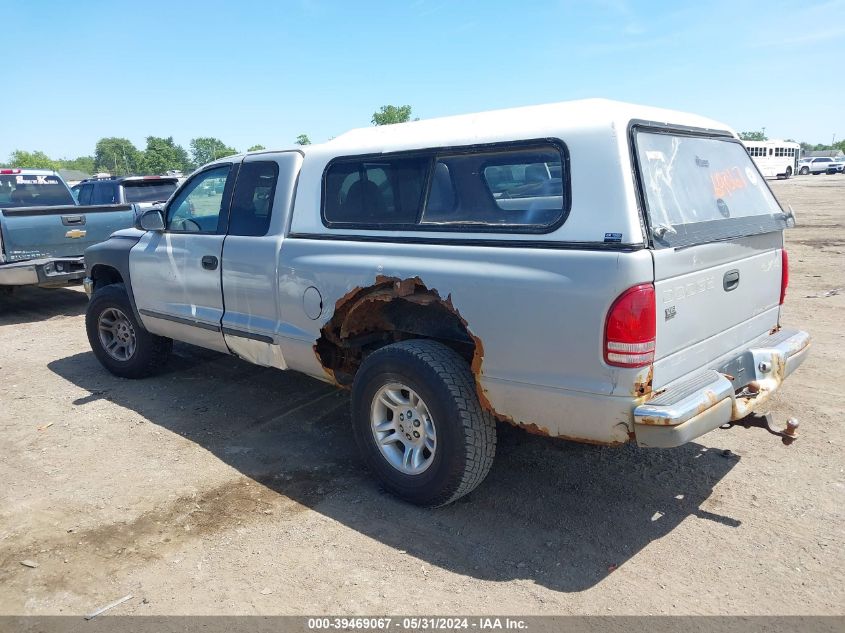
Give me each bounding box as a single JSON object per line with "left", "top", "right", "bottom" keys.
{"left": 604, "top": 283, "right": 656, "bottom": 368}
{"left": 780, "top": 249, "right": 789, "bottom": 305}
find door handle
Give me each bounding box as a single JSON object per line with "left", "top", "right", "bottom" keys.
{"left": 723, "top": 269, "right": 740, "bottom": 291}
{"left": 201, "top": 255, "right": 219, "bottom": 270}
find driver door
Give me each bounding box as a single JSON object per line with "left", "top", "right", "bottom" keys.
{"left": 130, "top": 162, "right": 239, "bottom": 353}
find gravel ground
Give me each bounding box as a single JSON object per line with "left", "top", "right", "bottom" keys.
{"left": 0, "top": 175, "right": 842, "bottom": 616}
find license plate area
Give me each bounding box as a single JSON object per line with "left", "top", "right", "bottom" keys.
{"left": 717, "top": 350, "right": 759, "bottom": 392}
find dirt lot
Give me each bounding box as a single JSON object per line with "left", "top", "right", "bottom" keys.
{"left": 0, "top": 176, "right": 843, "bottom": 616}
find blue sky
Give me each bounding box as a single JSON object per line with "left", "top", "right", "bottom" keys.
{"left": 3, "top": 0, "right": 844, "bottom": 160}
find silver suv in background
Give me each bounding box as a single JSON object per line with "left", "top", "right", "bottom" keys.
{"left": 798, "top": 157, "right": 835, "bottom": 174}
{"left": 825, "top": 158, "right": 845, "bottom": 174}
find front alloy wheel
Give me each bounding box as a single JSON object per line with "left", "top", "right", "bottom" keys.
{"left": 85, "top": 283, "right": 172, "bottom": 378}
{"left": 97, "top": 307, "right": 137, "bottom": 361}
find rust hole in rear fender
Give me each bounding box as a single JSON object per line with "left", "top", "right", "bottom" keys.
{"left": 313, "top": 276, "right": 485, "bottom": 398}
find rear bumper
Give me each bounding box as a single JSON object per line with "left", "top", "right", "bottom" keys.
{"left": 0, "top": 257, "right": 86, "bottom": 287}
{"left": 633, "top": 328, "right": 810, "bottom": 448}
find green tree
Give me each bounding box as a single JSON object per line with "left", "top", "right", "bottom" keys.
{"left": 190, "top": 137, "right": 238, "bottom": 166}
{"left": 57, "top": 155, "right": 96, "bottom": 174}
{"left": 294, "top": 134, "right": 311, "bottom": 146}
{"left": 94, "top": 138, "right": 144, "bottom": 175}
{"left": 372, "top": 105, "right": 413, "bottom": 126}
{"left": 739, "top": 130, "right": 767, "bottom": 141}
{"left": 247, "top": 144, "right": 266, "bottom": 152}
{"left": 7, "top": 150, "right": 58, "bottom": 170}
{"left": 143, "top": 136, "right": 191, "bottom": 174}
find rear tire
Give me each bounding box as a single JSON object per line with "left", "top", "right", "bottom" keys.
{"left": 784, "top": 167, "right": 792, "bottom": 179}
{"left": 351, "top": 339, "right": 496, "bottom": 507}
{"left": 85, "top": 283, "right": 172, "bottom": 378}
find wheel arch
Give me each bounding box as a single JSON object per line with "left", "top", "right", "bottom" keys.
{"left": 89, "top": 263, "right": 124, "bottom": 290}
{"left": 85, "top": 234, "right": 143, "bottom": 323}
{"left": 314, "top": 276, "right": 487, "bottom": 402}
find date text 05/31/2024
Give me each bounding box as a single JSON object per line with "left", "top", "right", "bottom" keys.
{"left": 307, "top": 617, "right": 528, "bottom": 630}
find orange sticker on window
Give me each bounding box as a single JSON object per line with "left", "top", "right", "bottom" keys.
{"left": 711, "top": 167, "right": 747, "bottom": 198}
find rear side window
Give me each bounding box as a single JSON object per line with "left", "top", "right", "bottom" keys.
{"left": 92, "top": 182, "right": 117, "bottom": 204}
{"left": 322, "top": 141, "right": 567, "bottom": 232}
{"left": 228, "top": 161, "right": 279, "bottom": 236}
{"left": 78, "top": 183, "right": 94, "bottom": 205}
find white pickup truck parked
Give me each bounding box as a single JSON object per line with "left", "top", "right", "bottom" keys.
{"left": 83, "top": 99, "right": 810, "bottom": 506}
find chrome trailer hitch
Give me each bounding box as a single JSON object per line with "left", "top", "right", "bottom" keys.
{"left": 721, "top": 413, "right": 799, "bottom": 446}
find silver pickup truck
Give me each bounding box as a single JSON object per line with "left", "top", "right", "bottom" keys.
{"left": 0, "top": 169, "right": 137, "bottom": 288}
{"left": 83, "top": 99, "right": 810, "bottom": 506}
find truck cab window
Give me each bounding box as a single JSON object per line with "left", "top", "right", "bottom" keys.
{"left": 228, "top": 161, "right": 279, "bottom": 236}
{"left": 166, "top": 165, "right": 231, "bottom": 233}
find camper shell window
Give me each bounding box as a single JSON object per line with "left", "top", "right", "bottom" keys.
{"left": 321, "top": 140, "right": 569, "bottom": 233}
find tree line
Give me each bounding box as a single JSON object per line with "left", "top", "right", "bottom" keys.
{"left": 4, "top": 137, "right": 259, "bottom": 177}
{"left": 3, "top": 104, "right": 417, "bottom": 175}
{"left": 739, "top": 130, "right": 845, "bottom": 153}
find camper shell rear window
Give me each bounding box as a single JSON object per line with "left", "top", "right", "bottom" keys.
{"left": 633, "top": 127, "right": 788, "bottom": 249}
{"left": 321, "top": 140, "right": 570, "bottom": 233}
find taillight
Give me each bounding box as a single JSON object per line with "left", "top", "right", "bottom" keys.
{"left": 604, "top": 283, "right": 656, "bottom": 368}
{"left": 780, "top": 249, "right": 789, "bottom": 305}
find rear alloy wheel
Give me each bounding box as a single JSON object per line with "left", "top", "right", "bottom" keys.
{"left": 370, "top": 382, "right": 437, "bottom": 475}
{"left": 351, "top": 339, "right": 496, "bottom": 507}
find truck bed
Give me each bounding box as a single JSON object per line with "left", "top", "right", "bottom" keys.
{"left": 0, "top": 203, "right": 137, "bottom": 263}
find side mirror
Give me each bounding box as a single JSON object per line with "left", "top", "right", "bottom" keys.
{"left": 136, "top": 208, "right": 165, "bottom": 232}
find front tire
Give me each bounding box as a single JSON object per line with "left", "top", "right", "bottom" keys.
{"left": 85, "top": 283, "right": 172, "bottom": 378}
{"left": 799, "top": 166, "right": 809, "bottom": 175}
{"left": 351, "top": 340, "right": 496, "bottom": 507}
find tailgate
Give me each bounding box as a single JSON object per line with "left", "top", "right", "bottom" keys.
{"left": 633, "top": 128, "right": 789, "bottom": 389}
{"left": 0, "top": 204, "right": 136, "bottom": 261}
{"left": 652, "top": 233, "right": 782, "bottom": 386}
